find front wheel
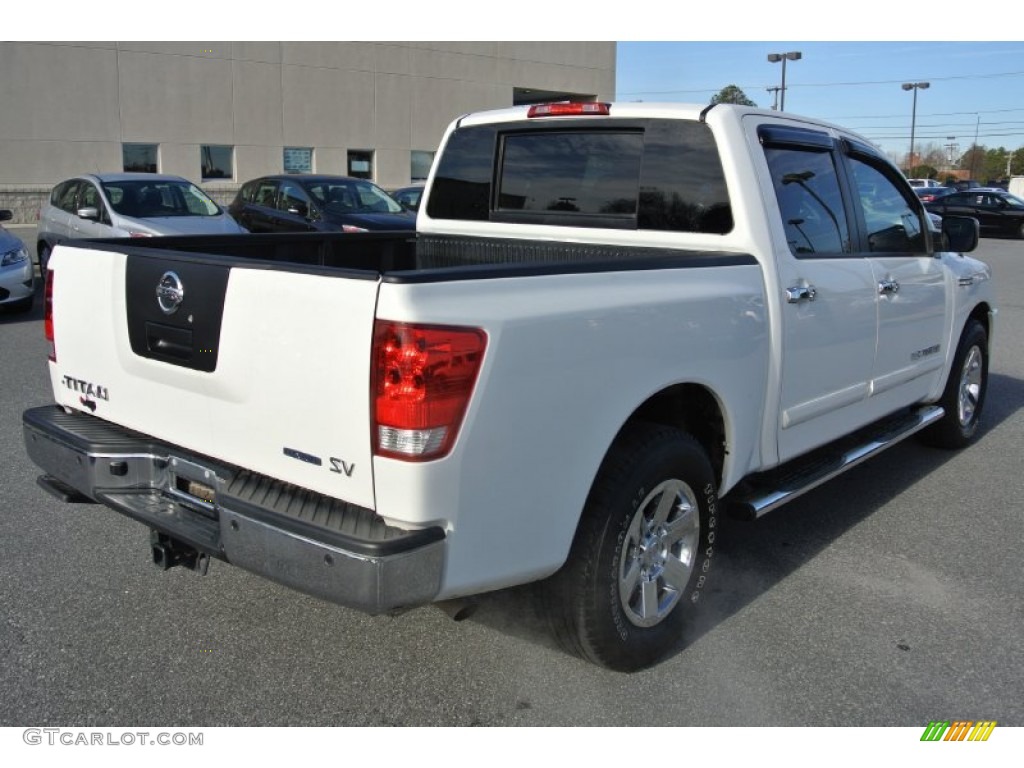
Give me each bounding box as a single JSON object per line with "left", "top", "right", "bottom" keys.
{"left": 543, "top": 423, "right": 717, "bottom": 671}
{"left": 921, "top": 319, "right": 988, "bottom": 449}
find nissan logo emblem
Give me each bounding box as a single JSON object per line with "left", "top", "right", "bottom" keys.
{"left": 156, "top": 271, "right": 184, "bottom": 315}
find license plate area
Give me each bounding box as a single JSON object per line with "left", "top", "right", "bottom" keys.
{"left": 166, "top": 457, "right": 220, "bottom": 519}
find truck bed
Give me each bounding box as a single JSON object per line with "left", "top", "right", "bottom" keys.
{"left": 73, "top": 231, "right": 754, "bottom": 280}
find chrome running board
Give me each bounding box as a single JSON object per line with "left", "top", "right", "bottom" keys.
{"left": 726, "top": 405, "right": 945, "bottom": 520}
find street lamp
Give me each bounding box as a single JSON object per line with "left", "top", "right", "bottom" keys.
{"left": 901, "top": 82, "right": 930, "bottom": 175}
{"left": 767, "top": 51, "right": 802, "bottom": 111}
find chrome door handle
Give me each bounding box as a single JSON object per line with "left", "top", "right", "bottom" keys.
{"left": 786, "top": 284, "right": 817, "bottom": 303}
{"left": 879, "top": 279, "right": 900, "bottom": 295}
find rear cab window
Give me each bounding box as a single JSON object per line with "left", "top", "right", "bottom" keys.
{"left": 426, "top": 118, "right": 732, "bottom": 234}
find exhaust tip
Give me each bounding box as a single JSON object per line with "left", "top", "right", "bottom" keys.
{"left": 435, "top": 598, "right": 479, "bottom": 622}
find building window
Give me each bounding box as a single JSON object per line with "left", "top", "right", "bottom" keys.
{"left": 411, "top": 150, "right": 435, "bottom": 182}
{"left": 347, "top": 150, "right": 373, "bottom": 180}
{"left": 123, "top": 143, "right": 158, "bottom": 173}
{"left": 284, "top": 147, "right": 313, "bottom": 174}
{"left": 201, "top": 145, "right": 234, "bottom": 180}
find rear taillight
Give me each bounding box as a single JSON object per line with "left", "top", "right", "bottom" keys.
{"left": 527, "top": 102, "right": 611, "bottom": 118}
{"left": 372, "top": 321, "right": 487, "bottom": 461}
{"left": 44, "top": 268, "right": 55, "bottom": 361}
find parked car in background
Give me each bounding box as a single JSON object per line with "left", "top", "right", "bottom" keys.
{"left": 391, "top": 183, "right": 425, "bottom": 212}
{"left": 37, "top": 173, "right": 246, "bottom": 272}
{"left": 228, "top": 175, "right": 415, "bottom": 234}
{"left": 906, "top": 178, "right": 942, "bottom": 188}
{"left": 953, "top": 179, "right": 983, "bottom": 191}
{"left": 0, "top": 209, "right": 35, "bottom": 313}
{"left": 925, "top": 188, "right": 1024, "bottom": 238}
{"left": 913, "top": 186, "right": 954, "bottom": 204}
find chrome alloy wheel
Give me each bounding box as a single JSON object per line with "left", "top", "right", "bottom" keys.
{"left": 958, "top": 345, "right": 984, "bottom": 427}
{"left": 619, "top": 479, "right": 701, "bottom": 628}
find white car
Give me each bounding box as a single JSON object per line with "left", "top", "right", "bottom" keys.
{"left": 37, "top": 173, "right": 246, "bottom": 272}
{"left": 0, "top": 210, "right": 34, "bottom": 313}
{"left": 24, "top": 103, "right": 995, "bottom": 672}
{"left": 907, "top": 178, "right": 942, "bottom": 188}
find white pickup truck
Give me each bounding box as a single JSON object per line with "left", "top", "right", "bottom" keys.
{"left": 23, "top": 103, "right": 995, "bottom": 671}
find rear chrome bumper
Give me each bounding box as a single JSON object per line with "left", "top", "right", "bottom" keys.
{"left": 22, "top": 405, "right": 445, "bottom": 615}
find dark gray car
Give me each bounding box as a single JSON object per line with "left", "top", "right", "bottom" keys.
{"left": 926, "top": 189, "right": 1024, "bottom": 239}
{"left": 229, "top": 175, "right": 415, "bottom": 234}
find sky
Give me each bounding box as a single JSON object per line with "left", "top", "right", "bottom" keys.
{"left": 615, "top": 41, "right": 1024, "bottom": 163}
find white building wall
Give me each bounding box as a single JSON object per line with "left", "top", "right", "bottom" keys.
{"left": 0, "top": 40, "right": 616, "bottom": 218}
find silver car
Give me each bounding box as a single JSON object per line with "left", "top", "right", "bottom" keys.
{"left": 0, "top": 210, "right": 34, "bottom": 313}
{"left": 37, "top": 173, "right": 246, "bottom": 271}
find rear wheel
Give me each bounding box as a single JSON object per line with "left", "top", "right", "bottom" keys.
{"left": 37, "top": 243, "right": 51, "bottom": 274}
{"left": 922, "top": 319, "right": 988, "bottom": 449}
{"left": 544, "top": 423, "right": 716, "bottom": 671}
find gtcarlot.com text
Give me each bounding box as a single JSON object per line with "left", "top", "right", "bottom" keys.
{"left": 23, "top": 729, "right": 203, "bottom": 747}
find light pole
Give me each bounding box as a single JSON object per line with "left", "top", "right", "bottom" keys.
{"left": 766, "top": 86, "right": 781, "bottom": 111}
{"left": 970, "top": 114, "right": 981, "bottom": 180}
{"left": 901, "top": 81, "right": 930, "bottom": 175}
{"left": 767, "top": 51, "right": 802, "bottom": 111}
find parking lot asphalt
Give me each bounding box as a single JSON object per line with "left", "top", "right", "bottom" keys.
{"left": 1, "top": 230, "right": 1022, "bottom": 727}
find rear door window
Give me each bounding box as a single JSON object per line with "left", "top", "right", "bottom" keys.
{"left": 764, "top": 145, "right": 850, "bottom": 256}
{"left": 238, "top": 180, "right": 257, "bottom": 204}
{"left": 57, "top": 181, "right": 82, "bottom": 213}
{"left": 254, "top": 180, "right": 280, "bottom": 209}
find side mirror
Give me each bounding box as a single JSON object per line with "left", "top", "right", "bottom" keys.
{"left": 940, "top": 215, "right": 979, "bottom": 253}
{"left": 0, "top": 209, "right": 12, "bottom": 222}
{"left": 76, "top": 206, "right": 100, "bottom": 221}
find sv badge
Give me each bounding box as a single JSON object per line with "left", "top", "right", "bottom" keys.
{"left": 329, "top": 458, "right": 355, "bottom": 477}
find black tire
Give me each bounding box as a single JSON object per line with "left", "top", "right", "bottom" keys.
{"left": 921, "top": 319, "right": 988, "bottom": 449}
{"left": 543, "top": 423, "right": 717, "bottom": 672}
{"left": 37, "top": 243, "right": 50, "bottom": 274}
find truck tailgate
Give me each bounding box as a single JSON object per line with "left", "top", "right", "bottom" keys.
{"left": 47, "top": 244, "right": 379, "bottom": 510}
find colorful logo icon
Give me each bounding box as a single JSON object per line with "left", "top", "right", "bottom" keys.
{"left": 921, "top": 721, "right": 997, "bottom": 742}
